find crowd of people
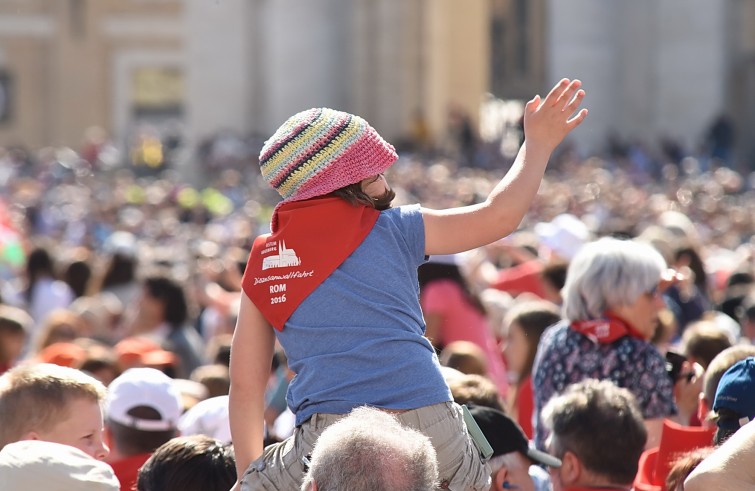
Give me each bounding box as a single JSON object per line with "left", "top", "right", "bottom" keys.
{"left": 1, "top": 77, "right": 755, "bottom": 490}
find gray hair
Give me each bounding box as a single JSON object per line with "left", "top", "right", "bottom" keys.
{"left": 301, "top": 406, "right": 439, "bottom": 491}
{"left": 541, "top": 379, "right": 646, "bottom": 485}
{"left": 561, "top": 237, "right": 666, "bottom": 322}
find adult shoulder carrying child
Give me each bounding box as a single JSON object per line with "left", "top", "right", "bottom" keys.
{"left": 230, "top": 78, "right": 587, "bottom": 491}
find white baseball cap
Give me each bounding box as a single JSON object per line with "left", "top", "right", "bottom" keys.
{"left": 534, "top": 213, "right": 590, "bottom": 260}
{"left": 178, "top": 395, "right": 231, "bottom": 443}
{"left": 105, "top": 368, "right": 183, "bottom": 431}
{"left": 0, "top": 440, "right": 119, "bottom": 490}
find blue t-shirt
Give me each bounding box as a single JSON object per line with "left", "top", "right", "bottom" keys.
{"left": 275, "top": 204, "right": 452, "bottom": 425}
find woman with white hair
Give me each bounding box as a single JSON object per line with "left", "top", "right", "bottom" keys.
{"left": 532, "top": 237, "right": 679, "bottom": 451}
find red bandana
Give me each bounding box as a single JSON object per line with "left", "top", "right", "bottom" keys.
{"left": 563, "top": 487, "right": 632, "bottom": 491}
{"left": 569, "top": 313, "right": 646, "bottom": 344}
{"left": 242, "top": 196, "right": 379, "bottom": 330}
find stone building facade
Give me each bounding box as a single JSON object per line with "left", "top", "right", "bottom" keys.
{"left": 0, "top": 0, "right": 752, "bottom": 165}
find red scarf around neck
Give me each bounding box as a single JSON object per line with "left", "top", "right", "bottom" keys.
{"left": 242, "top": 196, "right": 380, "bottom": 330}
{"left": 562, "top": 487, "right": 632, "bottom": 491}
{"left": 569, "top": 313, "right": 646, "bottom": 344}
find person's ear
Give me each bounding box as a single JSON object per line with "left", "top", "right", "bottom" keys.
{"left": 558, "top": 450, "right": 581, "bottom": 486}
{"left": 493, "top": 465, "right": 508, "bottom": 490}
{"left": 20, "top": 430, "right": 40, "bottom": 441}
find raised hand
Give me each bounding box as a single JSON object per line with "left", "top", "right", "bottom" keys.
{"left": 523, "top": 78, "right": 588, "bottom": 152}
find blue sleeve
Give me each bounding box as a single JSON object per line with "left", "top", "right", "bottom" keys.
{"left": 387, "top": 204, "right": 426, "bottom": 268}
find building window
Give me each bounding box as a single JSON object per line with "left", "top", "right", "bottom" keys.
{"left": 0, "top": 72, "right": 12, "bottom": 124}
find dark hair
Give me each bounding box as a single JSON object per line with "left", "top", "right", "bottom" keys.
{"left": 681, "top": 320, "right": 733, "bottom": 370}
{"left": 79, "top": 344, "right": 120, "bottom": 382}
{"left": 107, "top": 405, "right": 177, "bottom": 455}
{"left": 99, "top": 253, "right": 137, "bottom": 290}
{"left": 738, "top": 295, "right": 755, "bottom": 323}
{"left": 418, "top": 262, "right": 486, "bottom": 316}
{"left": 543, "top": 379, "right": 647, "bottom": 485}
{"left": 208, "top": 334, "right": 232, "bottom": 367}
{"left": 726, "top": 270, "right": 754, "bottom": 289}
{"left": 26, "top": 246, "right": 54, "bottom": 278}
{"left": 504, "top": 300, "right": 561, "bottom": 380}
{"left": 144, "top": 276, "right": 188, "bottom": 328}
{"left": 540, "top": 260, "right": 569, "bottom": 292}
{"left": 673, "top": 246, "right": 709, "bottom": 297}
{"left": 137, "top": 435, "right": 236, "bottom": 491}
{"left": 447, "top": 373, "right": 506, "bottom": 412}
{"left": 713, "top": 407, "right": 744, "bottom": 446}
{"left": 717, "top": 285, "right": 751, "bottom": 325}
{"left": 665, "top": 446, "right": 714, "bottom": 491}
{"left": 64, "top": 260, "right": 92, "bottom": 298}
{"left": 331, "top": 181, "right": 395, "bottom": 210}
{"left": 25, "top": 246, "right": 56, "bottom": 303}
{"left": 190, "top": 364, "right": 230, "bottom": 398}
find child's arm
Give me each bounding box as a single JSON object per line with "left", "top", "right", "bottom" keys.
{"left": 229, "top": 292, "right": 276, "bottom": 483}
{"left": 423, "top": 78, "right": 587, "bottom": 256}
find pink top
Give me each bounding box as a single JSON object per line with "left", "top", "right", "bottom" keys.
{"left": 421, "top": 279, "right": 508, "bottom": 396}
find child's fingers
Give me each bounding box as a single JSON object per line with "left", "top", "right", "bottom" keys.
{"left": 564, "top": 89, "right": 586, "bottom": 114}
{"left": 526, "top": 94, "right": 542, "bottom": 113}
{"left": 555, "top": 80, "right": 583, "bottom": 111}
{"left": 543, "top": 79, "right": 570, "bottom": 106}
{"left": 566, "top": 108, "right": 588, "bottom": 129}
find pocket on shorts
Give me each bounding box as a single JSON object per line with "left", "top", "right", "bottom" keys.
{"left": 423, "top": 404, "right": 491, "bottom": 491}
{"left": 241, "top": 434, "right": 303, "bottom": 491}
{"left": 434, "top": 431, "right": 490, "bottom": 491}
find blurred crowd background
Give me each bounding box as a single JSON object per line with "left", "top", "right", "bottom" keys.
{"left": 1, "top": 1, "right": 755, "bottom": 490}
{"left": 0, "top": 0, "right": 755, "bottom": 428}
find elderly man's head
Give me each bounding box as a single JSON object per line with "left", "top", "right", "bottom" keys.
{"left": 542, "top": 379, "right": 647, "bottom": 491}
{"left": 301, "top": 406, "right": 438, "bottom": 491}
{"left": 469, "top": 405, "right": 561, "bottom": 491}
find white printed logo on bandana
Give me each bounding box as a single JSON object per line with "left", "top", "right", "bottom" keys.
{"left": 594, "top": 321, "right": 611, "bottom": 340}
{"left": 261, "top": 240, "right": 302, "bottom": 270}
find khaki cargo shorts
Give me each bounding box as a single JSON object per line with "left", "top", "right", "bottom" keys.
{"left": 240, "top": 401, "right": 491, "bottom": 491}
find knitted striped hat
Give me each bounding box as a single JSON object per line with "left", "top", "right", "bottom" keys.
{"left": 259, "top": 108, "right": 398, "bottom": 203}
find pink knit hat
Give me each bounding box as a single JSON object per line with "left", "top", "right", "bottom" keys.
{"left": 259, "top": 108, "right": 398, "bottom": 204}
